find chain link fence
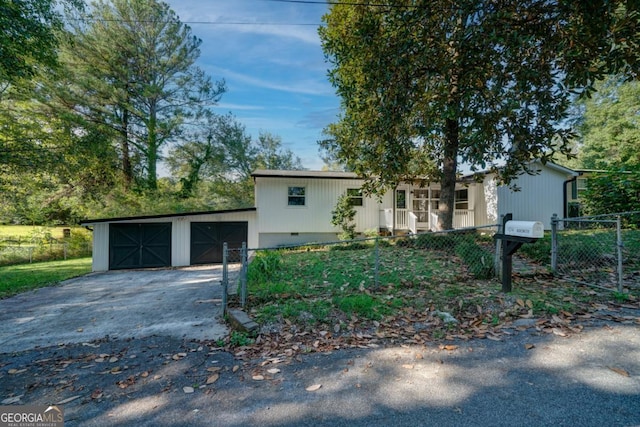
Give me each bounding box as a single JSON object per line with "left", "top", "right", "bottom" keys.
{"left": 0, "top": 241, "right": 92, "bottom": 266}
{"left": 222, "top": 225, "right": 505, "bottom": 314}
{"left": 551, "top": 212, "right": 640, "bottom": 292}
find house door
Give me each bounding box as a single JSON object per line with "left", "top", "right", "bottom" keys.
{"left": 109, "top": 223, "right": 172, "bottom": 270}
{"left": 412, "top": 189, "right": 430, "bottom": 228}
{"left": 190, "top": 222, "right": 248, "bottom": 264}
{"left": 395, "top": 189, "right": 408, "bottom": 229}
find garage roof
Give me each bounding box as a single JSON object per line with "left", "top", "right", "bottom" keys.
{"left": 80, "top": 207, "right": 257, "bottom": 226}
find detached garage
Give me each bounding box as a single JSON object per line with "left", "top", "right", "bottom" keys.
{"left": 81, "top": 208, "right": 257, "bottom": 272}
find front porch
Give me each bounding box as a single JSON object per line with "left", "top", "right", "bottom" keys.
{"left": 380, "top": 208, "right": 475, "bottom": 234}
{"left": 378, "top": 184, "right": 475, "bottom": 233}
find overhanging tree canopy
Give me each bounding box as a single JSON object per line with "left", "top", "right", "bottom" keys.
{"left": 319, "top": 0, "right": 640, "bottom": 229}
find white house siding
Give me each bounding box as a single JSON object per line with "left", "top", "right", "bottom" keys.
{"left": 473, "top": 177, "right": 498, "bottom": 227}
{"left": 91, "top": 223, "right": 109, "bottom": 272}
{"left": 495, "top": 163, "right": 575, "bottom": 229}
{"left": 255, "top": 176, "right": 383, "bottom": 235}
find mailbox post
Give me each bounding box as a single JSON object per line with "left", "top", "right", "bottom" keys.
{"left": 493, "top": 213, "right": 543, "bottom": 292}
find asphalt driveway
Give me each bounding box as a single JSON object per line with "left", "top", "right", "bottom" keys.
{"left": 0, "top": 266, "right": 231, "bottom": 354}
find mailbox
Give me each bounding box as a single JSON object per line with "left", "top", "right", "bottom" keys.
{"left": 505, "top": 220, "right": 544, "bottom": 239}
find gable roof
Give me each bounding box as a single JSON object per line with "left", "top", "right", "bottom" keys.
{"left": 461, "top": 160, "right": 578, "bottom": 179}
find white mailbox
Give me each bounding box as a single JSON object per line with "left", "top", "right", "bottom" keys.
{"left": 505, "top": 220, "right": 544, "bottom": 239}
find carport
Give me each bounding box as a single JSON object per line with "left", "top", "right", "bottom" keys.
{"left": 81, "top": 208, "right": 257, "bottom": 272}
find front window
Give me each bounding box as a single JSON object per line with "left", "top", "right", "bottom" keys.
{"left": 455, "top": 189, "right": 469, "bottom": 210}
{"left": 347, "top": 188, "right": 363, "bottom": 206}
{"left": 288, "top": 186, "right": 306, "bottom": 206}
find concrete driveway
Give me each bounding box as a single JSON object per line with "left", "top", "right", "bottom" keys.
{"left": 0, "top": 266, "right": 232, "bottom": 354}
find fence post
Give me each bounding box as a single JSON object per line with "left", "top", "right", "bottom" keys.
{"left": 63, "top": 242, "right": 68, "bottom": 260}
{"left": 374, "top": 236, "right": 380, "bottom": 288}
{"left": 222, "top": 242, "right": 228, "bottom": 316}
{"left": 616, "top": 216, "right": 624, "bottom": 293}
{"left": 551, "top": 213, "right": 558, "bottom": 273}
{"left": 29, "top": 247, "right": 33, "bottom": 264}
{"left": 240, "top": 242, "right": 248, "bottom": 308}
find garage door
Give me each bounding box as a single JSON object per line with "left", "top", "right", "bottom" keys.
{"left": 109, "top": 223, "right": 172, "bottom": 270}
{"left": 190, "top": 222, "right": 248, "bottom": 264}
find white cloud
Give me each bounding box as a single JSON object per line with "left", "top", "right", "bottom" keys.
{"left": 212, "top": 67, "right": 331, "bottom": 96}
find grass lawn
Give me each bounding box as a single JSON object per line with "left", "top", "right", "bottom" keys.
{"left": 0, "top": 225, "right": 76, "bottom": 240}
{"left": 0, "top": 257, "right": 92, "bottom": 298}
{"left": 238, "top": 242, "right": 638, "bottom": 350}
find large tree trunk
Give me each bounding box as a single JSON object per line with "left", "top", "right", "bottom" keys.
{"left": 438, "top": 117, "right": 459, "bottom": 230}
{"left": 119, "top": 107, "right": 133, "bottom": 189}
{"left": 146, "top": 102, "right": 158, "bottom": 190}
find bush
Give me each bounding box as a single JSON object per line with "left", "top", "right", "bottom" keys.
{"left": 248, "top": 250, "right": 283, "bottom": 283}
{"left": 455, "top": 241, "right": 494, "bottom": 279}
{"left": 519, "top": 235, "right": 551, "bottom": 264}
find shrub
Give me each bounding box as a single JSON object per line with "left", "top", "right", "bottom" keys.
{"left": 519, "top": 235, "right": 551, "bottom": 264}
{"left": 455, "top": 241, "right": 494, "bottom": 279}
{"left": 414, "top": 233, "right": 457, "bottom": 251}
{"left": 248, "top": 250, "right": 282, "bottom": 283}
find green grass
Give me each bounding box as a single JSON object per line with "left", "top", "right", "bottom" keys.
{"left": 0, "top": 225, "right": 75, "bottom": 241}
{"left": 0, "top": 257, "right": 92, "bottom": 298}
{"left": 243, "top": 240, "right": 639, "bottom": 340}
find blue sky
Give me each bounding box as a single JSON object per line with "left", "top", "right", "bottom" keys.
{"left": 165, "top": 0, "right": 339, "bottom": 170}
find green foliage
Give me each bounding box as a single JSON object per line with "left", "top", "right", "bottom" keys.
{"left": 333, "top": 294, "right": 385, "bottom": 320}
{"left": 331, "top": 192, "right": 357, "bottom": 240}
{"left": 581, "top": 170, "right": 640, "bottom": 226}
{"left": 455, "top": 242, "right": 494, "bottom": 279}
{"left": 319, "top": 1, "right": 638, "bottom": 229}
{"left": 0, "top": 0, "right": 82, "bottom": 84}
{"left": 519, "top": 235, "right": 552, "bottom": 264}
{"left": 248, "top": 251, "right": 283, "bottom": 284}
{"left": 573, "top": 76, "right": 640, "bottom": 170}
{"left": 228, "top": 331, "right": 254, "bottom": 347}
{"left": 414, "top": 233, "right": 458, "bottom": 252}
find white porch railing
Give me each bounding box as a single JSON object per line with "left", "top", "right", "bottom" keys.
{"left": 430, "top": 210, "right": 475, "bottom": 231}
{"left": 453, "top": 209, "right": 474, "bottom": 229}
{"left": 381, "top": 209, "right": 474, "bottom": 231}
{"left": 408, "top": 212, "right": 418, "bottom": 234}
{"left": 430, "top": 212, "right": 439, "bottom": 231}
{"left": 396, "top": 209, "right": 408, "bottom": 229}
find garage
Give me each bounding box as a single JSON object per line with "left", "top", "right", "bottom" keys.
{"left": 109, "top": 223, "right": 172, "bottom": 270}
{"left": 191, "top": 222, "right": 248, "bottom": 264}
{"left": 81, "top": 208, "right": 257, "bottom": 272}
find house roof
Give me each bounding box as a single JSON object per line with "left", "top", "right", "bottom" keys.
{"left": 252, "top": 169, "right": 359, "bottom": 179}
{"left": 461, "top": 160, "right": 578, "bottom": 179}
{"left": 80, "top": 207, "right": 257, "bottom": 225}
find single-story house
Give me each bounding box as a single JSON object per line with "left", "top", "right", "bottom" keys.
{"left": 81, "top": 161, "right": 577, "bottom": 271}
{"left": 252, "top": 160, "right": 577, "bottom": 247}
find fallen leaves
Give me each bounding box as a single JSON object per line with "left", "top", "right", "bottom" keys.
{"left": 305, "top": 384, "right": 322, "bottom": 392}
{"left": 608, "top": 367, "right": 630, "bottom": 377}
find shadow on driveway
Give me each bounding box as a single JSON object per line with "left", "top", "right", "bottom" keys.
{"left": 0, "top": 266, "right": 232, "bottom": 354}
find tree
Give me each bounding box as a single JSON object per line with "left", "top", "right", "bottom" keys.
{"left": 331, "top": 192, "right": 357, "bottom": 240}
{"left": 60, "top": 0, "right": 225, "bottom": 190}
{"left": 167, "top": 113, "right": 303, "bottom": 207}
{"left": 319, "top": 1, "right": 640, "bottom": 230}
{"left": 581, "top": 169, "right": 640, "bottom": 227}
{"left": 572, "top": 75, "right": 640, "bottom": 169}
{"left": 0, "top": 0, "right": 81, "bottom": 88}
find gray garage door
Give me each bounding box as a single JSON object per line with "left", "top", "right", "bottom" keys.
{"left": 190, "top": 222, "right": 248, "bottom": 264}
{"left": 109, "top": 223, "right": 172, "bottom": 270}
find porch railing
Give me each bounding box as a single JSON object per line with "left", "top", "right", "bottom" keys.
{"left": 382, "top": 208, "right": 474, "bottom": 231}
{"left": 408, "top": 212, "right": 418, "bottom": 234}
{"left": 396, "top": 209, "right": 408, "bottom": 229}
